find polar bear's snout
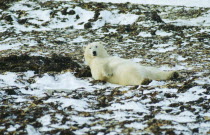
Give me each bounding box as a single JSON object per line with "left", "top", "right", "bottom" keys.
{"left": 93, "top": 51, "right": 97, "bottom": 56}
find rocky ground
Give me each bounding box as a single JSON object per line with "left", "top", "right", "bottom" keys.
{"left": 0, "top": 0, "right": 210, "bottom": 135}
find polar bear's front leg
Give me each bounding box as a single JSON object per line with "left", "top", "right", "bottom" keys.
{"left": 102, "top": 70, "right": 113, "bottom": 78}
{"left": 90, "top": 66, "right": 113, "bottom": 81}
{"left": 101, "top": 67, "right": 113, "bottom": 80}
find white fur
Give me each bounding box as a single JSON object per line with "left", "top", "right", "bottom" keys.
{"left": 84, "top": 42, "right": 178, "bottom": 86}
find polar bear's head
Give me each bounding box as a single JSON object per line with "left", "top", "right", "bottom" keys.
{"left": 84, "top": 42, "right": 109, "bottom": 65}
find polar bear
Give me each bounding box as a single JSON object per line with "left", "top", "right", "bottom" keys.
{"left": 84, "top": 42, "right": 179, "bottom": 86}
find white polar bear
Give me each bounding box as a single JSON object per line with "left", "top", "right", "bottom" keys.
{"left": 84, "top": 42, "right": 179, "bottom": 86}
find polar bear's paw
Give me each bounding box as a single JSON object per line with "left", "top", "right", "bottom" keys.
{"left": 103, "top": 72, "right": 113, "bottom": 79}
{"left": 170, "top": 71, "right": 179, "bottom": 80}
{"left": 107, "top": 73, "right": 113, "bottom": 77}
{"left": 141, "top": 78, "right": 152, "bottom": 85}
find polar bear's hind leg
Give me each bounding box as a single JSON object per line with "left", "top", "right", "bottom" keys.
{"left": 141, "top": 78, "right": 152, "bottom": 85}
{"left": 144, "top": 67, "right": 179, "bottom": 81}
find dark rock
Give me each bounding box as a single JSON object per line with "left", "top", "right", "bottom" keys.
{"left": 117, "top": 24, "right": 137, "bottom": 33}
{"left": 76, "top": 15, "right": 80, "bottom": 19}
{"left": 32, "top": 121, "right": 42, "bottom": 128}
{"left": 144, "top": 114, "right": 155, "bottom": 120}
{"left": 192, "top": 128, "right": 199, "bottom": 133}
{"left": 84, "top": 22, "right": 92, "bottom": 29}
{"left": 1, "top": 13, "right": 13, "bottom": 22}
{"left": 68, "top": 10, "right": 76, "bottom": 15}
{"left": 195, "top": 97, "right": 205, "bottom": 104}
{"left": 164, "top": 93, "right": 177, "bottom": 98}
{"left": 169, "top": 102, "right": 183, "bottom": 107}
{"left": 125, "top": 24, "right": 136, "bottom": 32}
{"left": 118, "top": 36, "right": 123, "bottom": 42}
{"left": 165, "top": 130, "right": 176, "bottom": 135}
{"left": 50, "top": 10, "right": 57, "bottom": 18}
{"left": 97, "top": 96, "right": 109, "bottom": 107}
{"left": 165, "top": 109, "right": 173, "bottom": 113}
{"left": 18, "top": 18, "right": 28, "bottom": 24}
{"left": 145, "top": 11, "right": 164, "bottom": 23}
{"left": 180, "top": 105, "right": 185, "bottom": 111}
{"left": 4, "top": 86, "right": 19, "bottom": 95}
{"left": 61, "top": 7, "right": 68, "bottom": 15}
{"left": 150, "top": 30, "right": 156, "bottom": 35}
{"left": 93, "top": 10, "right": 100, "bottom": 21}
{"left": 62, "top": 8, "right": 76, "bottom": 15}
{"left": 202, "top": 84, "right": 210, "bottom": 91}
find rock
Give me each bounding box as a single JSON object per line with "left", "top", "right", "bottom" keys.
{"left": 50, "top": 10, "right": 57, "bottom": 18}
{"left": 145, "top": 11, "right": 164, "bottom": 23}
{"left": 97, "top": 96, "right": 109, "bottom": 107}
{"left": 62, "top": 8, "right": 76, "bottom": 15}
{"left": 93, "top": 10, "right": 100, "bottom": 21}
{"left": 164, "top": 93, "right": 177, "bottom": 98}
{"left": 1, "top": 13, "right": 13, "bottom": 22}
{"left": 202, "top": 84, "right": 210, "bottom": 91}
{"left": 68, "top": 10, "right": 76, "bottom": 15}
{"left": 84, "top": 22, "right": 92, "bottom": 29}
{"left": 18, "top": 18, "right": 28, "bottom": 24}
{"left": 3, "top": 86, "right": 20, "bottom": 95}
{"left": 165, "top": 130, "right": 176, "bottom": 135}
{"left": 61, "top": 7, "right": 68, "bottom": 15}
{"left": 76, "top": 15, "right": 80, "bottom": 19}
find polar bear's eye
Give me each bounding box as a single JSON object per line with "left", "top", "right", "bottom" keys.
{"left": 89, "top": 47, "right": 91, "bottom": 49}
{"left": 95, "top": 46, "right": 98, "bottom": 48}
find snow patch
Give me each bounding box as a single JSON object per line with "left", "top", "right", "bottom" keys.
{"left": 108, "top": 101, "right": 149, "bottom": 113}
{"left": 31, "top": 72, "right": 91, "bottom": 91}
{"left": 44, "top": 97, "right": 89, "bottom": 111}
{"left": 155, "top": 112, "right": 196, "bottom": 123}
{"left": 93, "top": 10, "right": 138, "bottom": 29}
{"left": 125, "top": 122, "right": 147, "bottom": 129}
{"left": 156, "top": 30, "right": 173, "bottom": 36}
{"left": 38, "top": 115, "right": 51, "bottom": 126}
{"left": 150, "top": 46, "right": 177, "bottom": 52}
{"left": 26, "top": 125, "right": 41, "bottom": 135}
{"left": 138, "top": 32, "right": 152, "bottom": 37}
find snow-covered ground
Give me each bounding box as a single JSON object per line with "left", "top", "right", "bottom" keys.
{"left": 0, "top": 0, "right": 210, "bottom": 134}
